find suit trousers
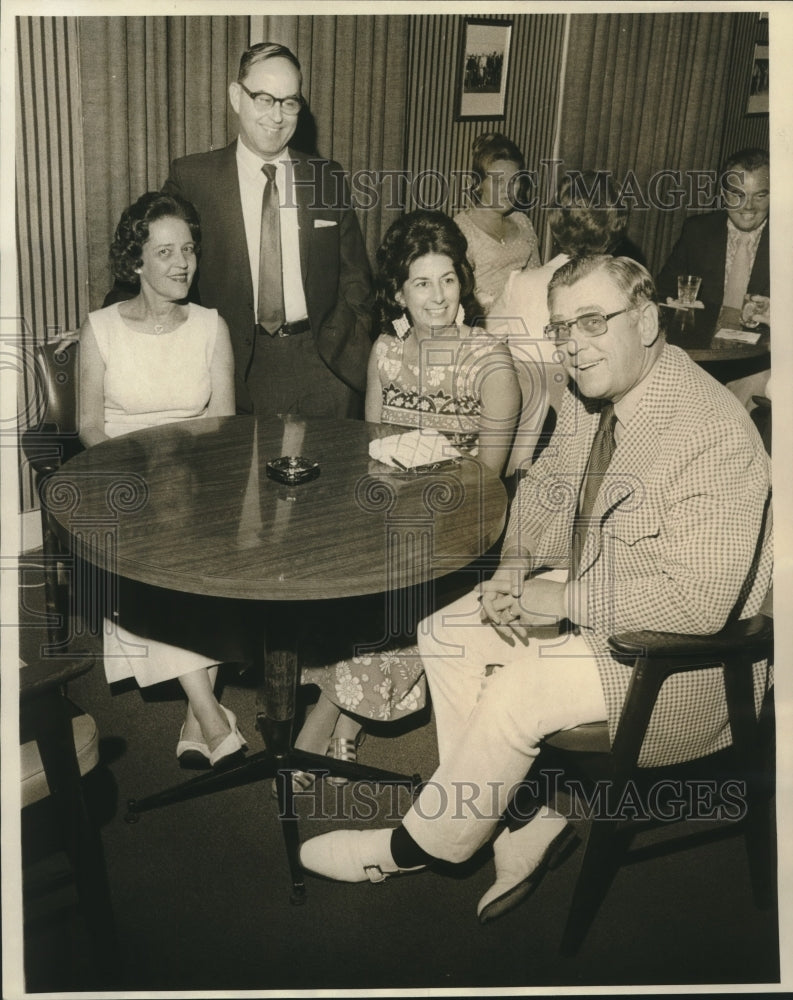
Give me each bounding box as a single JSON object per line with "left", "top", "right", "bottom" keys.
{"left": 404, "top": 580, "right": 607, "bottom": 864}
{"left": 245, "top": 328, "right": 361, "bottom": 419}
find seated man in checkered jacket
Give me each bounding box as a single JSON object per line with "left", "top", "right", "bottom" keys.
{"left": 299, "top": 255, "right": 772, "bottom": 922}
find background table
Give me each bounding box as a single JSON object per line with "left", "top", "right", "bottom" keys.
{"left": 46, "top": 416, "right": 508, "bottom": 898}
{"left": 663, "top": 301, "right": 770, "bottom": 365}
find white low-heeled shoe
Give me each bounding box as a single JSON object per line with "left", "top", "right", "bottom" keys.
{"left": 300, "top": 828, "right": 425, "bottom": 884}
{"left": 477, "top": 820, "right": 578, "bottom": 924}
{"left": 176, "top": 725, "right": 211, "bottom": 769}
{"left": 209, "top": 707, "right": 248, "bottom": 769}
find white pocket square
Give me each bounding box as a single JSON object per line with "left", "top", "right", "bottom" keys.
{"left": 314, "top": 219, "right": 337, "bottom": 228}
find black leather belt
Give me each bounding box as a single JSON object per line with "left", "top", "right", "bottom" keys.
{"left": 256, "top": 319, "right": 311, "bottom": 338}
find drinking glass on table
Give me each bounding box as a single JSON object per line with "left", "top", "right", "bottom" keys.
{"left": 741, "top": 293, "right": 769, "bottom": 328}
{"left": 677, "top": 274, "right": 702, "bottom": 306}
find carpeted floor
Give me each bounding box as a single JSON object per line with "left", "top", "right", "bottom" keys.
{"left": 15, "top": 556, "right": 780, "bottom": 994}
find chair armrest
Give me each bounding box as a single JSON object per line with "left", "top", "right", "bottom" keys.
{"left": 607, "top": 614, "right": 773, "bottom": 769}
{"left": 608, "top": 614, "right": 773, "bottom": 667}
{"left": 20, "top": 652, "right": 96, "bottom": 700}
{"left": 20, "top": 425, "right": 84, "bottom": 476}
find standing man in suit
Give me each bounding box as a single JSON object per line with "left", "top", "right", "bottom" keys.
{"left": 163, "top": 42, "right": 373, "bottom": 417}
{"left": 657, "top": 147, "right": 769, "bottom": 322}
{"left": 298, "top": 256, "right": 772, "bottom": 922}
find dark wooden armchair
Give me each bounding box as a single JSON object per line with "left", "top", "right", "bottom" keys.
{"left": 19, "top": 341, "right": 85, "bottom": 645}
{"left": 20, "top": 652, "right": 121, "bottom": 983}
{"left": 541, "top": 613, "right": 774, "bottom": 954}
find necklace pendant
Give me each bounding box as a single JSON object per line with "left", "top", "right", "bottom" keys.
{"left": 154, "top": 324, "right": 164, "bottom": 335}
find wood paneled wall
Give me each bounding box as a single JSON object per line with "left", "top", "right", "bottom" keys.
{"left": 720, "top": 11, "right": 770, "bottom": 160}
{"left": 403, "top": 13, "right": 567, "bottom": 258}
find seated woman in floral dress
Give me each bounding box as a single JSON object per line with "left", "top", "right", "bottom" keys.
{"left": 290, "top": 210, "right": 520, "bottom": 791}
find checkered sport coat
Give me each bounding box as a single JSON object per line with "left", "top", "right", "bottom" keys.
{"left": 504, "top": 343, "right": 772, "bottom": 767}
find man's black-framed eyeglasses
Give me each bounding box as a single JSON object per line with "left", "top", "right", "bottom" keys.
{"left": 543, "top": 308, "right": 634, "bottom": 343}
{"left": 238, "top": 81, "right": 303, "bottom": 117}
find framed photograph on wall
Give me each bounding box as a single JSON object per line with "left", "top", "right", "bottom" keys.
{"left": 746, "top": 43, "right": 769, "bottom": 115}
{"left": 455, "top": 17, "right": 512, "bottom": 121}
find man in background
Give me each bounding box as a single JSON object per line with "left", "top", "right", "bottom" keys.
{"left": 657, "top": 147, "right": 770, "bottom": 409}
{"left": 657, "top": 147, "right": 769, "bottom": 322}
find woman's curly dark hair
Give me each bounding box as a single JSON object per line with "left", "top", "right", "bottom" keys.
{"left": 548, "top": 171, "right": 628, "bottom": 257}
{"left": 110, "top": 192, "right": 201, "bottom": 284}
{"left": 375, "top": 210, "right": 477, "bottom": 335}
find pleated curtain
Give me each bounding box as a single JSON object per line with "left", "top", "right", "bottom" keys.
{"left": 558, "top": 12, "right": 738, "bottom": 274}
{"left": 78, "top": 16, "right": 249, "bottom": 310}
{"left": 251, "top": 14, "right": 410, "bottom": 261}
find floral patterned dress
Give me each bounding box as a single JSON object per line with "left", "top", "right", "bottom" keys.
{"left": 376, "top": 325, "right": 495, "bottom": 449}
{"left": 300, "top": 598, "right": 427, "bottom": 721}
{"left": 299, "top": 325, "right": 499, "bottom": 721}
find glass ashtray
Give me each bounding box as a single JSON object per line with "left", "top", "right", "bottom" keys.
{"left": 265, "top": 456, "right": 320, "bottom": 485}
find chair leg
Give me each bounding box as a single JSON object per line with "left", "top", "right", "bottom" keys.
{"left": 741, "top": 711, "right": 776, "bottom": 910}
{"left": 272, "top": 769, "right": 306, "bottom": 906}
{"left": 31, "top": 690, "right": 122, "bottom": 983}
{"left": 724, "top": 673, "right": 776, "bottom": 910}
{"left": 560, "top": 816, "right": 627, "bottom": 956}
{"left": 743, "top": 787, "right": 775, "bottom": 910}
{"left": 42, "top": 516, "right": 67, "bottom": 649}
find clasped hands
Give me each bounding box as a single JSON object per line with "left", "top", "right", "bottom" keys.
{"left": 479, "top": 557, "right": 567, "bottom": 644}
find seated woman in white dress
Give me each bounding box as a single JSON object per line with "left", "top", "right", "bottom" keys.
{"left": 78, "top": 191, "right": 247, "bottom": 769}
{"left": 453, "top": 133, "right": 541, "bottom": 316}
{"left": 290, "top": 210, "right": 521, "bottom": 792}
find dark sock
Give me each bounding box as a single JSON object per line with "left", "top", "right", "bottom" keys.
{"left": 390, "top": 825, "right": 435, "bottom": 869}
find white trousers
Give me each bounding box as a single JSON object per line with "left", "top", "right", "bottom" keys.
{"left": 404, "top": 585, "right": 607, "bottom": 863}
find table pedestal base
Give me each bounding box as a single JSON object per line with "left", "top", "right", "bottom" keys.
{"left": 124, "top": 729, "right": 420, "bottom": 903}
{"left": 124, "top": 606, "right": 421, "bottom": 900}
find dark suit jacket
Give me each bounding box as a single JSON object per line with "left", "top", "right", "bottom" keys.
{"left": 656, "top": 211, "right": 769, "bottom": 309}
{"left": 162, "top": 142, "right": 373, "bottom": 409}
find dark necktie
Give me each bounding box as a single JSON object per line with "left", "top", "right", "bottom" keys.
{"left": 571, "top": 403, "right": 617, "bottom": 576}
{"left": 257, "top": 163, "right": 286, "bottom": 334}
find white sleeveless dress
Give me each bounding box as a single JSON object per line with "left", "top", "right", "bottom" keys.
{"left": 91, "top": 302, "right": 217, "bottom": 437}
{"left": 89, "top": 303, "right": 235, "bottom": 687}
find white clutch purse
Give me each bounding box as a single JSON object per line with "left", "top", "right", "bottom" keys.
{"left": 368, "top": 429, "right": 462, "bottom": 470}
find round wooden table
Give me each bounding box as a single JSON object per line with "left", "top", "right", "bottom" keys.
{"left": 46, "top": 416, "right": 508, "bottom": 899}
{"left": 662, "top": 302, "right": 770, "bottom": 365}
{"left": 46, "top": 416, "right": 506, "bottom": 599}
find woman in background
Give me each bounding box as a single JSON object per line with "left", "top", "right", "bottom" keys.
{"left": 453, "top": 133, "right": 541, "bottom": 315}
{"left": 79, "top": 191, "right": 247, "bottom": 770}
{"left": 289, "top": 210, "right": 521, "bottom": 792}
{"left": 487, "top": 170, "right": 646, "bottom": 475}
